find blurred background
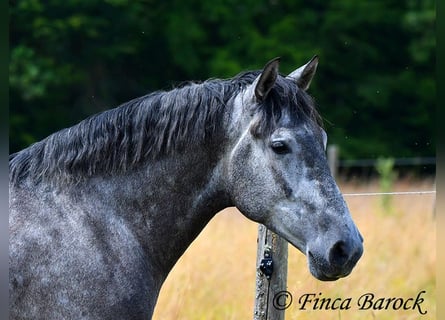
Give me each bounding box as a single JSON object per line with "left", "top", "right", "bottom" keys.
{"left": 10, "top": 0, "right": 435, "bottom": 164}
{"left": 9, "top": 1, "right": 436, "bottom": 319}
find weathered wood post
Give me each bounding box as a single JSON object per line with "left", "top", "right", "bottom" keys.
{"left": 253, "top": 224, "right": 288, "bottom": 320}
{"left": 327, "top": 144, "right": 339, "bottom": 180}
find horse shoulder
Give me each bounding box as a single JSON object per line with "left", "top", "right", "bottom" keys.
{"left": 9, "top": 184, "right": 158, "bottom": 319}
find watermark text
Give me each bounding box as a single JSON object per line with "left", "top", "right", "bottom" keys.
{"left": 272, "top": 290, "right": 428, "bottom": 315}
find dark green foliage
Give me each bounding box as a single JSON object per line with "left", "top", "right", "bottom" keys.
{"left": 10, "top": 0, "right": 435, "bottom": 159}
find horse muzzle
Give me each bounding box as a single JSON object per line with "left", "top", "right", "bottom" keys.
{"left": 306, "top": 232, "right": 364, "bottom": 281}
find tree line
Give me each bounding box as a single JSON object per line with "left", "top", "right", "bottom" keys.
{"left": 10, "top": 0, "right": 435, "bottom": 160}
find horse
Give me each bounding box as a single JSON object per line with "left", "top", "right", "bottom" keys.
{"left": 9, "top": 56, "right": 363, "bottom": 319}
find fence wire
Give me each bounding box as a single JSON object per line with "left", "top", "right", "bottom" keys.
{"left": 343, "top": 190, "right": 435, "bottom": 197}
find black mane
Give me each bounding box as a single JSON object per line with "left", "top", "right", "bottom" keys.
{"left": 10, "top": 71, "right": 321, "bottom": 185}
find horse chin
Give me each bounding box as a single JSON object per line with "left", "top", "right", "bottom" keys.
{"left": 283, "top": 235, "right": 342, "bottom": 281}
{"left": 307, "top": 251, "right": 352, "bottom": 282}
{"left": 308, "top": 265, "right": 350, "bottom": 282}
{"left": 266, "top": 225, "right": 357, "bottom": 281}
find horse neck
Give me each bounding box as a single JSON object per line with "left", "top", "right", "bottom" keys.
{"left": 70, "top": 130, "right": 232, "bottom": 280}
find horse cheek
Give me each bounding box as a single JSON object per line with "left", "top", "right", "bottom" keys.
{"left": 228, "top": 148, "right": 276, "bottom": 223}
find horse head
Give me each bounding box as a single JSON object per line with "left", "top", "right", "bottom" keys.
{"left": 225, "top": 57, "right": 363, "bottom": 281}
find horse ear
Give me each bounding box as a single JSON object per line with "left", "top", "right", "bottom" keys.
{"left": 254, "top": 57, "right": 280, "bottom": 102}
{"left": 287, "top": 55, "right": 318, "bottom": 91}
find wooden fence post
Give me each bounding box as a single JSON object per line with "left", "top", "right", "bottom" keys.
{"left": 327, "top": 144, "right": 339, "bottom": 180}
{"left": 253, "top": 224, "right": 288, "bottom": 320}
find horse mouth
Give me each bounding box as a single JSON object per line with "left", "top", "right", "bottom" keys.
{"left": 307, "top": 250, "right": 358, "bottom": 282}
{"left": 269, "top": 222, "right": 363, "bottom": 281}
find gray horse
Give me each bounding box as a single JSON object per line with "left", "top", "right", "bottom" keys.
{"left": 9, "top": 57, "right": 363, "bottom": 319}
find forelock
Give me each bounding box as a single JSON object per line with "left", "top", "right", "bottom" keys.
{"left": 250, "top": 75, "right": 322, "bottom": 138}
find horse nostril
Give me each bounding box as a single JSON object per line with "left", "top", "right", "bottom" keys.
{"left": 329, "top": 241, "right": 349, "bottom": 267}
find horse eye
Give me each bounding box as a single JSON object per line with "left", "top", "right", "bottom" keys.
{"left": 271, "top": 141, "right": 291, "bottom": 154}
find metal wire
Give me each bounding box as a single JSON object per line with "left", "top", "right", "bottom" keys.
{"left": 343, "top": 190, "right": 436, "bottom": 197}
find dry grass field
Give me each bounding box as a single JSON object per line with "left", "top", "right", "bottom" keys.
{"left": 153, "top": 179, "right": 436, "bottom": 320}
